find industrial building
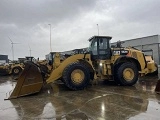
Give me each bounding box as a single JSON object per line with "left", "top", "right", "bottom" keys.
{"left": 0, "top": 54, "right": 8, "bottom": 64}
{"left": 112, "top": 35, "right": 160, "bottom": 64}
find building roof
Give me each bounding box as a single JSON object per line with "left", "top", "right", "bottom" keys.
{"left": 123, "top": 34, "right": 159, "bottom": 42}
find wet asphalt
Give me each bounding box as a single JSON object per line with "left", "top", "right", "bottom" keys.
{"left": 0, "top": 75, "right": 160, "bottom": 120}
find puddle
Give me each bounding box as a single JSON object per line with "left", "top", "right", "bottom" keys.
{"left": 0, "top": 75, "right": 160, "bottom": 120}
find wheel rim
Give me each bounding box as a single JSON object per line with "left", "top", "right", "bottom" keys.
{"left": 123, "top": 68, "right": 134, "bottom": 81}
{"left": 14, "top": 68, "right": 19, "bottom": 74}
{"left": 71, "top": 69, "right": 85, "bottom": 84}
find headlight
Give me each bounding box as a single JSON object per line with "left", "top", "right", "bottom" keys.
{"left": 99, "top": 63, "right": 103, "bottom": 66}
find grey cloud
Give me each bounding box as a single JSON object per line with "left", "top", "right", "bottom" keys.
{"left": 0, "top": 0, "right": 97, "bottom": 27}
{"left": 107, "top": 0, "right": 160, "bottom": 23}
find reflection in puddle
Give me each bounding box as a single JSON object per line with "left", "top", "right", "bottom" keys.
{"left": 136, "top": 79, "right": 158, "bottom": 93}
{"left": 63, "top": 109, "right": 91, "bottom": 120}
{"left": 0, "top": 78, "right": 19, "bottom": 120}
{"left": 101, "top": 102, "right": 106, "bottom": 118}
{"left": 129, "top": 100, "right": 160, "bottom": 120}
{"left": 41, "top": 102, "right": 56, "bottom": 119}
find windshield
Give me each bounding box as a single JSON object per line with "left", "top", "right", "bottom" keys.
{"left": 46, "top": 53, "right": 54, "bottom": 65}
{"left": 89, "top": 38, "right": 98, "bottom": 55}
{"left": 99, "top": 38, "right": 108, "bottom": 49}
{"left": 49, "top": 53, "right": 53, "bottom": 61}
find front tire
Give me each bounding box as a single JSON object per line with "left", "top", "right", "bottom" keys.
{"left": 12, "top": 67, "right": 22, "bottom": 75}
{"left": 114, "top": 62, "right": 138, "bottom": 86}
{"left": 62, "top": 62, "right": 90, "bottom": 90}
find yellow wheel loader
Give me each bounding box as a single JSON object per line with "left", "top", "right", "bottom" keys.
{"left": 0, "top": 63, "right": 24, "bottom": 76}
{"left": 8, "top": 36, "right": 158, "bottom": 99}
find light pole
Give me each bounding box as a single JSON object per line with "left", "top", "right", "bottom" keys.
{"left": 97, "top": 24, "right": 99, "bottom": 36}
{"left": 48, "top": 24, "right": 52, "bottom": 52}
{"left": 29, "top": 45, "right": 31, "bottom": 57}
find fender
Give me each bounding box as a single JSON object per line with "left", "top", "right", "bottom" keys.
{"left": 114, "top": 56, "right": 141, "bottom": 71}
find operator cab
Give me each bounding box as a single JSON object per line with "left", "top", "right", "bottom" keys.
{"left": 88, "top": 36, "right": 112, "bottom": 60}
{"left": 46, "top": 52, "right": 55, "bottom": 65}
{"left": 25, "top": 56, "right": 37, "bottom": 63}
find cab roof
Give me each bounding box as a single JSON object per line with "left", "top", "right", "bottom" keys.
{"left": 88, "top": 36, "right": 112, "bottom": 41}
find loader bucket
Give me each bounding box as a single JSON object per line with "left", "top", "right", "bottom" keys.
{"left": 155, "top": 80, "right": 160, "bottom": 94}
{"left": 8, "top": 62, "right": 44, "bottom": 99}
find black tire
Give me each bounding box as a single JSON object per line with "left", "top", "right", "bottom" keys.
{"left": 39, "top": 65, "right": 48, "bottom": 73}
{"left": 62, "top": 62, "right": 90, "bottom": 90}
{"left": 12, "top": 67, "right": 22, "bottom": 75}
{"left": 114, "top": 62, "right": 138, "bottom": 86}
{"left": 61, "top": 78, "right": 65, "bottom": 83}
{"left": 113, "top": 63, "right": 123, "bottom": 85}
{"left": 39, "top": 65, "right": 48, "bottom": 80}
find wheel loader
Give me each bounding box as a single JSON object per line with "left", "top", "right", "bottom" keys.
{"left": 0, "top": 62, "right": 24, "bottom": 76}
{"left": 8, "top": 35, "right": 158, "bottom": 99}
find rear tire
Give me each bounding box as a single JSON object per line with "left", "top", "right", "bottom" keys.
{"left": 114, "top": 62, "right": 138, "bottom": 86}
{"left": 12, "top": 67, "right": 22, "bottom": 75}
{"left": 62, "top": 62, "right": 90, "bottom": 90}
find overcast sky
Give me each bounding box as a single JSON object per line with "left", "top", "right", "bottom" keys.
{"left": 0, "top": 0, "right": 160, "bottom": 60}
